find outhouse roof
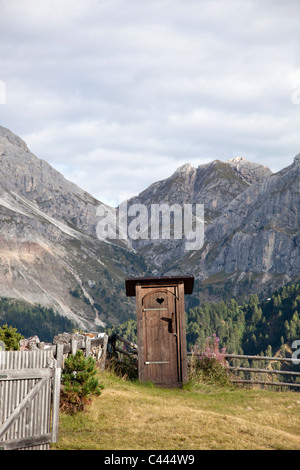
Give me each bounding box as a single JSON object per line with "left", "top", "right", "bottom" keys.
{"left": 125, "top": 275, "right": 194, "bottom": 297}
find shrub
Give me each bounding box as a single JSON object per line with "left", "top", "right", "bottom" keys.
{"left": 60, "top": 350, "right": 104, "bottom": 414}
{"left": 0, "top": 324, "right": 24, "bottom": 350}
{"left": 190, "top": 334, "right": 231, "bottom": 386}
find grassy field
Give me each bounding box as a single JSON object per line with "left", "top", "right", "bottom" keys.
{"left": 51, "top": 370, "right": 300, "bottom": 451}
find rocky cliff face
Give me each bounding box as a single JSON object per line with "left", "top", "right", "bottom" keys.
{"left": 202, "top": 155, "right": 300, "bottom": 277}
{"left": 0, "top": 126, "right": 144, "bottom": 329}
{"left": 128, "top": 157, "right": 271, "bottom": 222}
{"left": 124, "top": 156, "right": 274, "bottom": 272}
{"left": 0, "top": 126, "right": 111, "bottom": 237}
{"left": 121, "top": 153, "right": 299, "bottom": 301}
{"left": 154, "top": 156, "right": 299, "bottom": 300}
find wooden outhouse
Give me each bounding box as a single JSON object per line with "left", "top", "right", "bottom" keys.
{"left": 125, "top": 275, "right": 194, "bottom": 388}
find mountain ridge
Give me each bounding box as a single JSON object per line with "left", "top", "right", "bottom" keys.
{"left": 0, "top": 125, "right": 299, "bottom": 331}
{"left": 0, "top": 126, "right": 144, "bottom": 329}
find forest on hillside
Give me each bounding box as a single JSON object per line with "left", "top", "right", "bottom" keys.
{"left": 0, "top": 298, "right": 76, "bottom": 343}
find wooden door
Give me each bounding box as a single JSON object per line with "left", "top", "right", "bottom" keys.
{"left": 141, "top": 287, "right": 180, "bottom": 386}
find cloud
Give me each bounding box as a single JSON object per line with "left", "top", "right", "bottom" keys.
{"left": 0, "top": 0, "right": 299, "bottom": 205}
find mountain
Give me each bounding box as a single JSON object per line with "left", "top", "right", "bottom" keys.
{"left": 0, "top": 126, "right": 145, "bottom": 331}
{"left": 122, "top": 154, "right": 299, "bottom": 304}
{"left": 124, "top": 157, "right": 273, "bottom": 272}
{"left": 0, "top": 125, "right": 299, "bottom": 336}
{"left": 175, "top": 154, "right": 300, "bottom": 303}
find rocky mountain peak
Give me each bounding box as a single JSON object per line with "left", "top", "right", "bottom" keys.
{"left": 170, "top": 156, "right": 272, "bottom": 187}
{"left": 0, "top": 126, "right": 29, "bottom": 153}
{"left": 227, "top": 156, "right": 248, "bottom": 164}
{"left": 173, "top": 162, "right": 195, "bottom": 175}
{"left": 226, "top": 155, "right": 272, "bottom": 184}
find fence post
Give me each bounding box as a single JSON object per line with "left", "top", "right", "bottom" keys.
{"left": 56, "top": 343, "right": 64, "bottom": 369}
{"left": 85, "top": 336, "right": 91, "bottom": 358}
{"left": 101, "top": 334, "right": 108, "bottom": 370}
{"left": 71, "top": 339, "right": 78, "bottom": 356}
{"left": 51, "top": 364, "right": 61, "bottom": 443}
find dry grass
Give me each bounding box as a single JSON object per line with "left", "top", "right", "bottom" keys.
{"left": 52, "top": 370, "right": 300, "bottom": 450}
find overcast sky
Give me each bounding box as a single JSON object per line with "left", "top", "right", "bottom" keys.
{"left": 0, "top": 0, "right": 300, "bottom": 206}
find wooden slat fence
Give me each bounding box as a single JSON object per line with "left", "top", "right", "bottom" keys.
{"left": 0, "top": 333, "right": 108, "bottom": 450}
{"left": 62, "top": 334, "right": 108, "bottom": 369}
{"left": 34, "top": 334, "right": 108, "bottom": 369}
{"left": 0, "top": 350, "right": 60, "bottom": 450}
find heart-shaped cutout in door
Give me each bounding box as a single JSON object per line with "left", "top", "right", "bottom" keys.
{"left": 156, "top": 298, "right": 164, "bottom": 305}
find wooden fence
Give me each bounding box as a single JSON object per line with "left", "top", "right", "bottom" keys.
{"left": 106, "top": 334, "right": 138, "bottom": 377}
{"left": 51, "top": 333, "right": 109, "bottom": 369}
{"left": 108, "top": 335, "right": 300, "bottom": 390}
{"left": 223, "top": 353, "right": 300, "bottom": 389}
{"left": 21, "top": 333, "right": 109, "bottom": 368}
{"left": 0, "top": 333, "right": 108, "bottom": 450}
{"left": 0, "top": 350, "right": 60, "bottom": 450}
{"left": 2, "top": 332, "right": 296, "bottom": 450}
{"left": 108, "top": 334, "right": 137, "bottom": 358}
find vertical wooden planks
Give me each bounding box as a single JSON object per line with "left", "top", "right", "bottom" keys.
{"left": 0, "top": 350, "right": 59, "bottom": 450}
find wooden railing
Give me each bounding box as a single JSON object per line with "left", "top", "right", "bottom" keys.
{"left": 106, "top": 334, "right": 138, "bottom": 378}
{"left": 109, "top": 335, "right": 300, "bottom": 390}
{"left": 222, "top": 353, "right": 300, "bottom": 389}
{"left": 108, "top": 334, "right": 138, "bottom": 357}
